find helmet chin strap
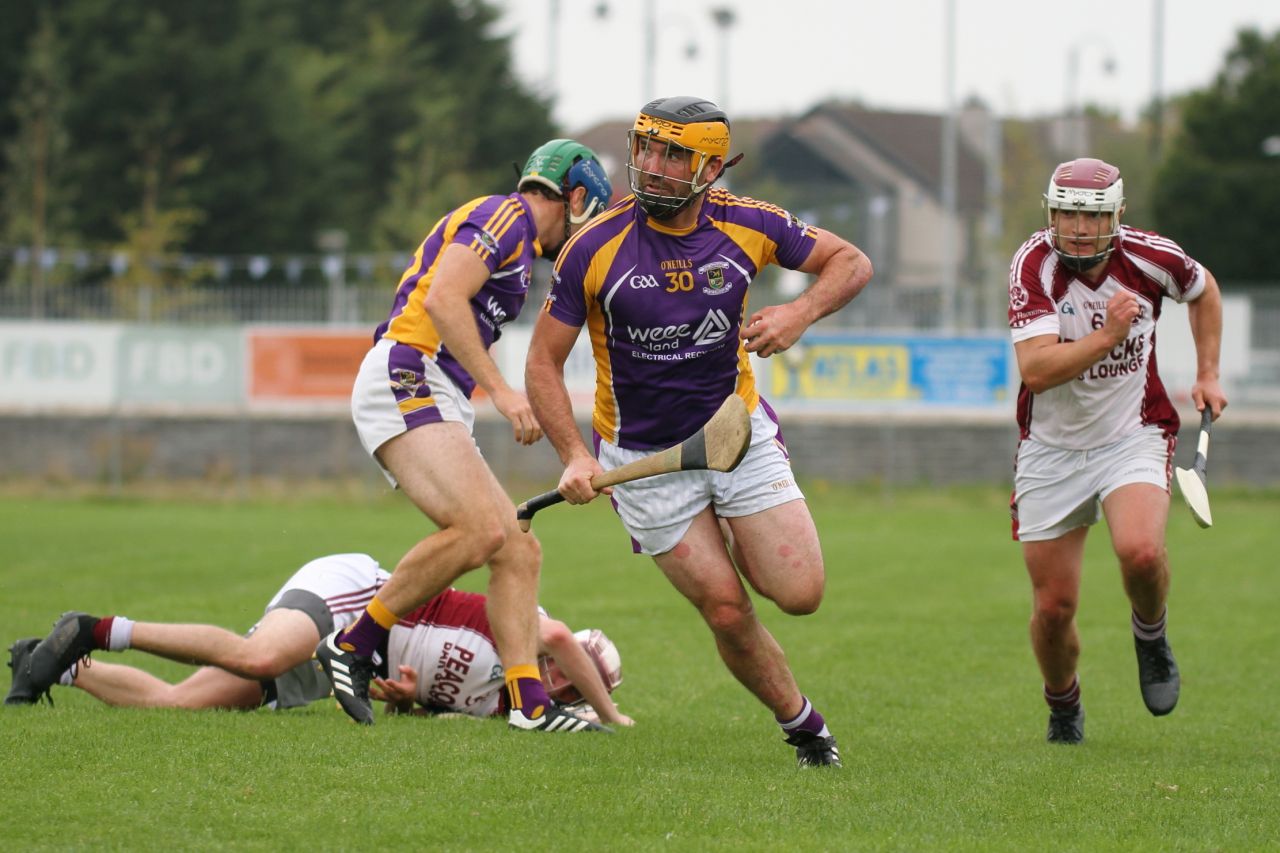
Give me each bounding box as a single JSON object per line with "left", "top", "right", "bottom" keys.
{"left": 641, "top": 154, "right": 740, "bottom": 220}
{"left": 1057, "top": 251, "right": 1108, "bottom": 273}
{"left": 541, "top": 196, "right": 574, "bottom": 262}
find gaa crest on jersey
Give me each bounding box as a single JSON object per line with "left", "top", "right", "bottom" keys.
{"left": 698, "top": 261, "right": 732, "bottom": 295}
{"left": 1009, "top": 281, "right": 1029, "bottom": 311}
{"left": 476, "top": 228, "right": 500, "bottom": 256}
{"left": 390, "top": 368, "right": 423, "bottom": 394}
{"left": 786, "top": 212, "right": 811, "bottom": 232}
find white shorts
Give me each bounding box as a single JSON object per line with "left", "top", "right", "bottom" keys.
{"left": 262, "top": 553, "right": 391, "bottom": 634}
{"left": 351, "top": 337, "right": 475, "bottom": 486}
{"left": 599, "top": 404, "right": 805, "bottom": 556}
{"left": 1012, "top": 426, "right": 1173, "bottom": 542}
{"left": 255, "top": 553, "right": 390, "bottom": 710}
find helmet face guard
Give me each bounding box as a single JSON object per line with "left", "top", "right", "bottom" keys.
{"left": 1043, "top": 157, "right": 1125, "bottom": 272}
{"left": 626, "top": 96, "right": 731, "bottom": 219}
{"left": 518, "top": 139, "right": 612, "bottom": 258}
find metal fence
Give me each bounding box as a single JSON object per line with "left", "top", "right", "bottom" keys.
{"left": 2, "top": 271, "right": 1279, "bottom": 404}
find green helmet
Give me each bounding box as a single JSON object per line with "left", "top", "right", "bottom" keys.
{"left": 518, "top": 139, "right": 612, "bottom": 225}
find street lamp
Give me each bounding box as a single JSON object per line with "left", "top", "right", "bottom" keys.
{"left": 709, "top": 7, "right": 736, "bottom": 112}
{"left": 638, "top": 0, "right": 699, "bottom": 104}
{"left": 1064, "top": 37, "right": 1117, "bottom": 153}
{"left": 545, "top": 1, "right": 613, "bottom": 125}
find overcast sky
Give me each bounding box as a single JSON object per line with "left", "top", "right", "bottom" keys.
{"left": 492, "top": 0, "right": 1280, "bottom": 133}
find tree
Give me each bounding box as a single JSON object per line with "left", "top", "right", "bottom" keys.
{"left": 1152, "top": 28, "right": 1280, "bottom": 283}
{"left": 0, "top": 0, "right": 557, "bottom": 266}
{"left": 1, "top": 11, "right": 75, "bottom": 311}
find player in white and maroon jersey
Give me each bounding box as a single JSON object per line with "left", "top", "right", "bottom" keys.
{"left": 374, "top": 590, "right": 628, "bottom": 726}
{"left": 1007, "top": 157, "right": 1227, "bottom": 745}
{"left": 6, "top": 554, "right": 630, "bottom": 727}
{"left": 525, "top": 96, "right": 874, "bottom": 768}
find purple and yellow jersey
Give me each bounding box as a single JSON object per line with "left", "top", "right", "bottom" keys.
{"left": 375, "top": 193, "right": 540, "bottom": 398}
{"left": 545, "top": 188, "right": 818, "bottom": 450}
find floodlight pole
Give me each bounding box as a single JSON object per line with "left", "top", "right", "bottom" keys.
{"left": 642, "top": 0, "right": 655, "bottom": 102}
{"left": 710, "top": 7, "right": 736, "bottom": 112}
{"left": 940, "top": 0, "right": 958, "bottom": 332}
{"left": 1150, "top": 0, "right": 1165, "bottom": 158}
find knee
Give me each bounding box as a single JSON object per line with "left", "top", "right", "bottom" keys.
{"left": 1033, "top": 594, "right": 1077, "bottom": 632}
{"left": 701, "top": 598, "right": 755, "bottom": 639}
{"left": 491, "top": 529, "right": 541, "bottom": 578}
{"left": 770, "top": 577, "right": 824, "bottom": 616}
{"left": 454, "top": 520, "right": 509, "bottom": 568}
{"left": 234, "top": 651, "right": 293, "bottom": 681}
{"left": 1116, "top": 541, "right": 1166, "bottom": 580}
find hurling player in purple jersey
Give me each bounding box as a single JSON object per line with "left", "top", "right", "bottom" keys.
{"left": 1007, "top": 158, "right": 1226, "bottom": 744}
{"left": 525, "top": 96, "right": 873, "bottom": 767}
{"left": 319, "top": 140, "right": 614, "bottom": 732}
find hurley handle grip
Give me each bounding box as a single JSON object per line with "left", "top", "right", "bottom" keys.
{"left": 516, "top": 489, "right": 567, "bottom": 532}
{"left": 1193, "top": 407, "right": 1213, "bottom": 477}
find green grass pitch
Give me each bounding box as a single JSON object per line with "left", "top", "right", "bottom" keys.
{"left": 1, "top": 487, "right": 1277, "bottom": 850}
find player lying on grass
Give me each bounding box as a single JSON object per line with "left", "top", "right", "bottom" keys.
{"left": 5, "top": 553, "right": 631, "bottom": 727}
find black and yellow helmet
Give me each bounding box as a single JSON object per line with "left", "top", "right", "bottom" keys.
{"left": 626, "top": 96, "right": 731, "bottom": 218}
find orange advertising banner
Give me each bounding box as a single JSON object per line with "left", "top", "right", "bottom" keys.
{"left": 248, "top": 328, "right": 369, "bottom": 401}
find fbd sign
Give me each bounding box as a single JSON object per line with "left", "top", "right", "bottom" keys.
{"left": 117, "top": 328, "right": 243, "bottom": 404}
{"left": 0, "top": 321, "right": 119, "bottom": 408}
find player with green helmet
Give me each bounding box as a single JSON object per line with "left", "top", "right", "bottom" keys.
{"left": 518, "top": 138, "right": 613, "bottom": 233}
{"left": 320, "top": 140, "right": 613, "bottom": 733}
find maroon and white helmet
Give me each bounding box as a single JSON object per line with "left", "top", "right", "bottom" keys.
{"left": 538, "top": 628, "right": 623, "bottom": 706}
{"left": 1044, "top": 157, "right": 1125, "bottom": 271}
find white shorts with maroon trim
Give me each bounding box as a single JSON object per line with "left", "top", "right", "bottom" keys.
{"left": 262, "top": 553, "right": 390, "bottom": 631}
{"left": 1012, "top": 425, "right": 1174, "bottom": 542}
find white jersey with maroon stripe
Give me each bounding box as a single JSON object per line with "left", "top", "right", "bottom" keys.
{"left": 1008, "top": 225, "right": 1205, "bottom": 450}
{"left": 385, "top": 588, "right": 506, "bottom": 717}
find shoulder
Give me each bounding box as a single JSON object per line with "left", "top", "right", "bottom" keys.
{"left": 1114, "top": 224, "right": 1202, "bottom": 292}
{"left": 1115, "top": 225, "right": 1192, "bottom": 265}
{"left": 1011, "top": 230, "right": 1055, "bottom": 276}
{"left": 555, "top": 197, "right": 637, "bottom": 271}
{"left": 704, "top": 188, "right": 806, "bottom": 231}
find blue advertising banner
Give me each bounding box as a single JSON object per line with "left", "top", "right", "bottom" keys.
{"left": 763, "top": 334, "right": 1012, "bottom": 406}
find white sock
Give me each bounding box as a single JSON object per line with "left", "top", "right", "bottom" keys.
{"left": 108, "top": 616, "right": 135, "bottom": 652}
{"left": 1132, "top": 608, "right": 1167, "bottom": 642}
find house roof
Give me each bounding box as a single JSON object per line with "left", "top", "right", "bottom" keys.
{"left": 782, "top": 102, "right": 989, "bottom": 213}
{"left": 569, "top": 116, "right": 786, "bottom": 204}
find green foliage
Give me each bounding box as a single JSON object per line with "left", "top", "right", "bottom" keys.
{"left": 1, "top": 11, "right": 76, "bottom": 286}
{"left": 998, "top": 119, "right": 1058, "bottom": 258}
{"left": 1152, "top": 28, "right": 1280, "bottom": 282}
{"left": 2, "top": 488, "right": 1278, "bottom": 850}
{"left": 0, "top": 0, "right": 556, "bottom": 258}
{"left": 1000, "top": 110, "right": 1158, "bottom": 260}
